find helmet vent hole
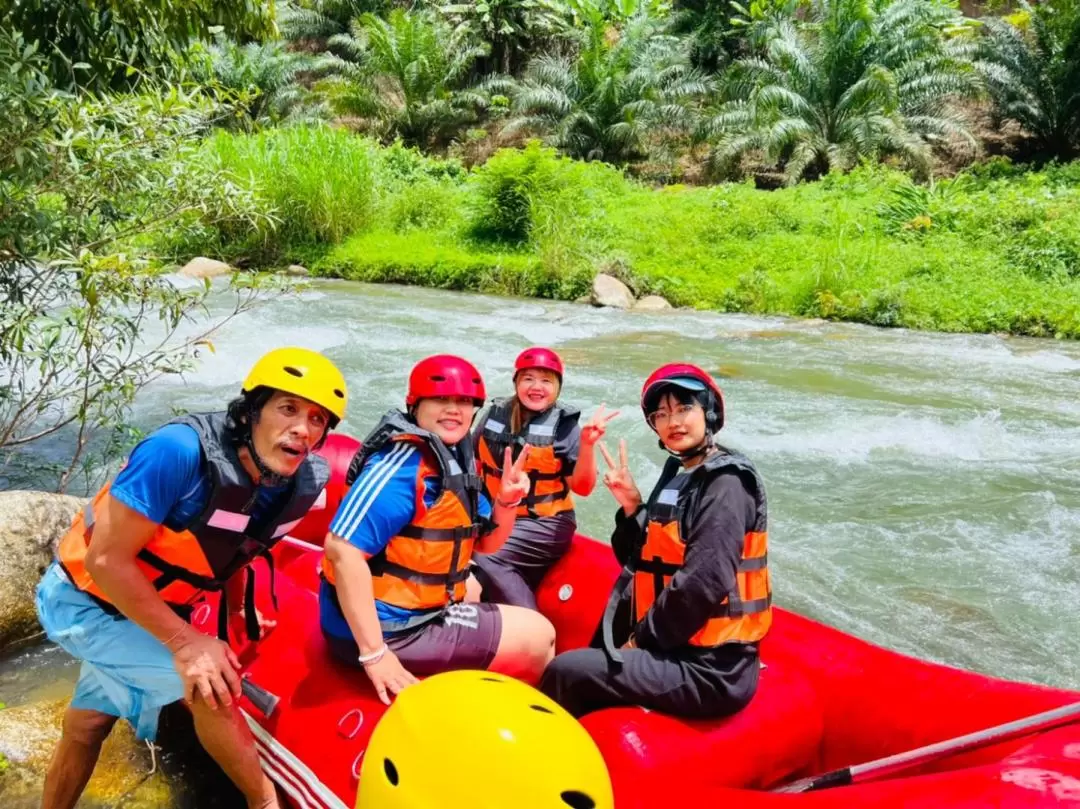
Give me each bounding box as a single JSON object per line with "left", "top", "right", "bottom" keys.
{"left": 430, "top": 374, "right": 446, "bottom": 382}
{"left": 529, "top": 704, "right": 554, "bottom": 714}
{"left": 283, "top": 366, "right": 304, "bottom": 378}
{"left": 561, "top": 791, "right": 595, "bottom": 809}
{"left": 480, "top": 676, "right": 504, "bottom": 683}
{"left": 334, "top": 388, "right": 345, "bottom": 399}
{"left": 383, "top": 758, "right": 399, "bottom": 786}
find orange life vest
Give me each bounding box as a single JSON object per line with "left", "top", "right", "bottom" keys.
{"left": 57, "top": 412, "right": 329, "bottom": 639}
{"left": 323, "top": 412, "right": 482, "bottom": 625}
{"left": 476, "top": 398, "right": 580, "bottom": 519}
{"left": 634, "top": 451, "right": 771, "bottom": 648}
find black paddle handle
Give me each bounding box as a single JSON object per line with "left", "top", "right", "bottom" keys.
{"left": 241, "top": 677, "right": 280, "bottom": 718}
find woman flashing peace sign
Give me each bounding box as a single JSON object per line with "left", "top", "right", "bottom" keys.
{"left": 471, "top": 347, "right": 619, "bottom": 610}
{"left": 539, "top": 363, "right": 772, "bottom": 722}
{"left": 319, "top": 355, "right": 555, "bottom": 704}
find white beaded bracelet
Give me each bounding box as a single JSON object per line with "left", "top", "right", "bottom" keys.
{"left": 358, "top": 644, "right": 388, "bottom": 666}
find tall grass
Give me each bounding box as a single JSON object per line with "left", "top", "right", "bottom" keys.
{"left": 180, "top": 131, "right": 1080, "bottom": 338}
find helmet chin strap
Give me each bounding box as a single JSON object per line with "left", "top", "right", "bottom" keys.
{"left": 244, "top": 433, "right": 291, "bottom": 488}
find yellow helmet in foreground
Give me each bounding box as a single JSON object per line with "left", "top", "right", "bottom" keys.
{"left": 242, "top": 347, "right": 347, "bottom": 426}
{"left": 356, "top": 670, "right": 613, "bottom": 809}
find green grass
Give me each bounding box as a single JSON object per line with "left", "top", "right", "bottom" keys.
{"left": 185, "top": 132, "right": 1080, "bottom": 338}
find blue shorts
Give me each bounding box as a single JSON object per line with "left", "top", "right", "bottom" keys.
{"left": 35, "top": 563, "right": 184, "bottom": 741}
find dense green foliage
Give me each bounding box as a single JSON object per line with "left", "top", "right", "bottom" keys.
{"left": 0, "top": 31, "right": 281, "bottom": 490}
{"left": 0, "top": 0, "right": 275, "bottom": 90}
{"left": 2, "top": 0, "right": 1079, "bottom": 383}
{"left": 176, "top": 126, "right": 1080, "bottom": 337}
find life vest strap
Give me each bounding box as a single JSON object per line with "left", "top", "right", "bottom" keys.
{"left": 739, "top": 553, "right": 768, "bottom": 571}
{"left": 138, "top": 547, "right": 223, "bottom": 592}
{"left": 634, "top": 557, "right": 682, "bottom": 576}
{"left": 713, "top": 593, "right": 772, "bottom": 618}
{"left": 369, "top": 559, "right": 471, "bottom": 586}
{"left": 601, "top": 566, "right": 634, "bottom": 666}
{"left": 397, "top": 524, "right": 479, "bottom": 541}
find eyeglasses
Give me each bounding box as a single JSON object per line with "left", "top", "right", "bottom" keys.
{"left": 648, "top": 402, "right": 698, "bottom": 428}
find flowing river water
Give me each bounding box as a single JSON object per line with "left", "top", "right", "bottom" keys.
{"left": 2, "top": 278, "right": 1079, "bottom": 802}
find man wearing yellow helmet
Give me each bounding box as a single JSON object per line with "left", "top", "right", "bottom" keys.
{"left": 35, "top": 347, "right": 347, "bottom": 809}
{"left": 356, "top": 670, "right": 614, "bottom": 809}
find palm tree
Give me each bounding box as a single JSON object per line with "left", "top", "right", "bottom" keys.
{"left": 438, "top": 0, "right": 574, "bottom": 75}
{"left": 323, "top": 8, "right": 489, "bottom": 149}
{"left": 976, "top": 0, "right": 1080, "bottom": 161}
{"left": 279, "top": 0, "right": 386, "bottom": 43}
{"left": 498, "top": 7, "right": 711, "bottom": 163}
{"left": 194, "top": 36, "right": 337, "bottom": 127}
{"left": 705, "top": 0, "right": 979, "bottom": 183}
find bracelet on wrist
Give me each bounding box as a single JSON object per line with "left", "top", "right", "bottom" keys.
{"left": 162, "top": 626, "right": 187, "bottom": 649}
{"left": 358, "top": 643, "right": 388, "bottom": 666}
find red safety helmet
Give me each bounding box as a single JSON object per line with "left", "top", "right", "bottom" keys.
{"left": 641, "top": 363, "right": 725, "bottom": 431}
{"left": 406, "top": 355, "right": 487, "bottom": 407}
{"left": 514, "top": 347, "right": 564, "bottom": 382}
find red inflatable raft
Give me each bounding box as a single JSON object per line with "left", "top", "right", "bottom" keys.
{"left": 191, "top": 435, "right": 1080, "bottom": 809}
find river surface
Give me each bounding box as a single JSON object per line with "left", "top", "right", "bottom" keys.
{"left": 2, "top": 278, "right": 1079, "bottom": 801}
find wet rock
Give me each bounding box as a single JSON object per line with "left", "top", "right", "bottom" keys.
{"left": 0, "top": 699, "right": 178, "bottom": 808}
{"left": 591, "top": 274, "right": 634, "bottom": 309}
{"left": 286, "top": 264, "right": 309, "bottom": 277}
{"left": 178, "top": 257, "right": 232, "bottom": 280}
{"left": 0, "top": 492, "right": 85, "bottom": 649}
{"left": 632, "top": 295, "right": 673, "bottom": 312}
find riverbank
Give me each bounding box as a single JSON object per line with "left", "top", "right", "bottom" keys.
{"left": 181, "top": 129, "right": 1080, "bottom": 339}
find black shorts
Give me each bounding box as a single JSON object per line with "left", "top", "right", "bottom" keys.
{"left": 325, "top": 602, "right": 503, "bottom": 676}
{"left": 472, "top": 512, "right": 576, "bottom": 609}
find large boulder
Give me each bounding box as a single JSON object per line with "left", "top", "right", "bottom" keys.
{"left": 0, "top": 699, "right": 179, "bottom": 808}
{"left": 632, "top": 295, "right": 673, "bottom": 311}
{"left": 591, "top": 273, "right": 635, "bottom": 309}
{"left": 0, "top": 492, "right": 85, "bottom": 649}
{"left": 178, "top": 257, "right": 232, "bottom": 279}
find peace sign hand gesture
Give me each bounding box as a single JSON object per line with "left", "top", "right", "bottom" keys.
{"left": 497, "top": 445, "right": 532, "bottom": 509}
{"left": 599, "top": 439, "right": 642, "bottom": 515}
{"left": 580, "top": 403, "right": 620, "bottom": 447}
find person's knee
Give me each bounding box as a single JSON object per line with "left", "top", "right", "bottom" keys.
{"left": 62, "top": 708, "right": 117, "bottom": 748}
{"left": 517, "top": 609, "right": 557, "bottom": 672}
{"left": 534, "top": 613, "right": 556, "bottom": 666}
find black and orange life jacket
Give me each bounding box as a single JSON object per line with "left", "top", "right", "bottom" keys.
{"left": 57, "top": 412, "right": 329, "bottom": 640}
{"left": 476, "top": 398, "right": 580, "bottom": 519}
{"left": 611, "top": 451, "right": 770, "bottom": 656}
{"left": 323, "top": 411, "right": 483, "bottom": 629}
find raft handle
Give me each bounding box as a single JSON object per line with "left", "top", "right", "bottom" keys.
{"left": 338, "top": 708, "right": 365, "bottom": 739}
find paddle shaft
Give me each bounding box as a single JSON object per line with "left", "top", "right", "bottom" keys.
{"left": 774, "top": 699, "right": 1080, "bottom": 793}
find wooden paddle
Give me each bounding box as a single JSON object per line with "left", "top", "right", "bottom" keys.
{"left": 773, "top": 700, "right": 1080, "bottom": 793}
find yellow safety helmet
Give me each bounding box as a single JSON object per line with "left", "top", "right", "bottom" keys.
{"left": 356, "top": 670, "right": 613, "bottom": 809}
{"left": 241, "top": 347, "right": 348, "bottom": 427}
